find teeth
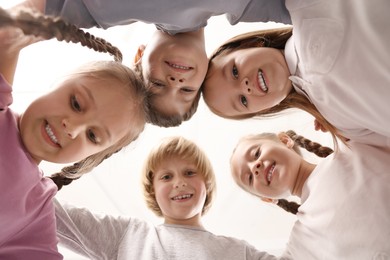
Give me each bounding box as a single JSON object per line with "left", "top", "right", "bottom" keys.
{"left": 45, "top": 123, "right": 59, "bottom": 144}
{"left": 172, "top": 194, "right": 192, "bottom": 200}
{"left": 257, "top": 70, "right": 268, "bottom": 92}
{"left": 168, "top": 62, "right": 191, "bottom": 70}
{"left": 267, "top": 164, "right": 275, "bottom": 183}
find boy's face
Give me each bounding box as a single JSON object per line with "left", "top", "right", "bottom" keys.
{"left": 19, "top": 75, "right": 141, "bottom": 164}
{"left": 230, "top": 137, "right": 300, "bottom": 200}
{"left": 139, "top": 29, "right": 208, "bottom": 117}
{"left": 153, "top": 155, "right": 207, "bottom": 227}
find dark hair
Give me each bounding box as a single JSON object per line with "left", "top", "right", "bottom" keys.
{"left": 134, "top": 62, "right": 201, "bottom": 127}
{"left": 203, "top": 27, "right": 347, "bottom": 148}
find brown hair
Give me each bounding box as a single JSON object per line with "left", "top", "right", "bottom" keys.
{"left": 203, "top": 27, "right": 346, "bottom": 148}
{"left": 142, "top": 136, "right": 216, "bottom": 217}
{"left": 134, "top": 62, "right": 201, "bottom": 127}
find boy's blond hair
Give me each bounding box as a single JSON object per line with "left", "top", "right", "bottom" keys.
{"left": 142, "top": 136, "right": 216, "bottom": 217}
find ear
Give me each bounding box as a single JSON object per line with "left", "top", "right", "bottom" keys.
{"left": 260, "top": 197, "right": 278, "bottom": 204}
{"left": 277, "top": 132, "right": 294, "bottom": 149}
{"left": 134, "top": 45, "right": 146, "bottom": 64}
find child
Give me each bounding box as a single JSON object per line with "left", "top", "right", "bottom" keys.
{"left": 230, "top": 130, "right": 390, "bottom": 259}
{"left": 0, "top": 8, "right": 147, "bottom": 259}
{"left": 133, "top": 28, "right": 208, "bottom": 127}
{"left": 202, "top": 0, "right": 390, "bottom": 148}
{"left": 54, "top": 136, "right": 277, "bottom": 259}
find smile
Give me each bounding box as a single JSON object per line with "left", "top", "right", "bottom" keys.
{"left": 45, "top": 121, "right": 59, "bottom": 145}
{"left": 165, "top": 61, "right": 193, "bottom": 71}
{"left": 266, "top": 163, "right": 275, "bottom": 185}
{"left": 257, "top": 69, "right": 268, "bottom": 93}
{"left": 171, "top": 194, "right": 193, "bottom": 201}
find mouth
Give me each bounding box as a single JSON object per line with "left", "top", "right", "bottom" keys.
{"left": 264, "top": 163, "right": 275, "bottom": 185}
{"left": 44, "top": 121, "right": 61, "bottom": 147}
{"left": 257, "top": 69, "right": 269, "bottom": 93}
{"left": 165, "top": 61, "right": 193, "bottom": 72}
{"left": 171, "top": 193, "right": 193, "bottom": 201}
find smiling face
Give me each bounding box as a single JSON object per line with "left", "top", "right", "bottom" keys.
{"left": 19, "top": 75, "right": 139, "bottom": 164}
{"left": 153, "top": 155, "right": 207, "bottom": 227}
{"left": 203, "top": 47, "right": 292, "bottom": 117}
{"left": 139, "top": 29, "right": 208, "bottom": 117}
{"left": 230, "top": 136, "right": 302, "bottom": 199}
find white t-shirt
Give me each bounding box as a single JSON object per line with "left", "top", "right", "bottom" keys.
{"left": 285, "top": 0, "right": 390, "bottom": 147}
{"left": 54, "top": 199, "right": 277, "bottom": 260}
{"left": 283, "top": 141, "right": 390, "bottom": 259}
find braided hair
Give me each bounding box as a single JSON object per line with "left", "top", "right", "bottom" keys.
{"left": 232, "top": 130, "right": 334, "bottom": 215}
{"left": 276, "top": 130, "right": 333, "bottom": 214}
{"left": 0, "top": 7, "right": 122, "bottom": 61}
{"left": 1, "top": 7, "right": 148, "bottom": 190}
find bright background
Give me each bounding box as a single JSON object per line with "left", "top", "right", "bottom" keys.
{"left": 2, "top": 1, "right": 333, "bottom": 259}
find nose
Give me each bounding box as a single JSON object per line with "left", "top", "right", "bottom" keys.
{"left": 167, "top": 75, "right": 185, "bottom": 87}
{"left": 251, "top": 160, "right": 262, "bottom": 176}
{"left": 174, "top": 177, "right": 187, "bottom": 188}
{"left": 241, "top": 78, "right": 251, "bottom": 94}
{"left": 62, "top": 118, "right": 84, "bottom": 139}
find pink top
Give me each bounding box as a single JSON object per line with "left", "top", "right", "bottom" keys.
{"left": 0, "top": 74, "right": 62, "bottom": 259}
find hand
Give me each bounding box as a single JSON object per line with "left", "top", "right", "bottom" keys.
{"left": 0, "top": 8, "right": 42, "bottom": 54}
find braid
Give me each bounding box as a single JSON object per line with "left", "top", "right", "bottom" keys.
{"left": 0, "top": 7, "right": 122, "bottom": 61}
{"left": 49, "top": 148, "right": 119, "bottom": 190}
{"left": 275, "top": 130, "right": 333, "bottom": 215}
{"left": 277, "top": 199, "right": 300, "bottom": 215}
{"left": 286, "top": 130, "right": 334, "bottom": 158}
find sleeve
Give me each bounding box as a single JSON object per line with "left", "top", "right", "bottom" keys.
{"left": 54, "top": 198, "right": 130, "bottom": 260}
{"left": 245, "top": 243, "right": 279, "bottom": 260}
{"left": 45, "top": 0, "right": 98, "bottom": 28}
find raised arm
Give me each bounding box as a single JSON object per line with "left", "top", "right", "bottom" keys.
{"left": 54, "top": 198, "right": 130, "bottom": 259}
{"left": 0, "top": 7, "right": 40, "bottom": 85}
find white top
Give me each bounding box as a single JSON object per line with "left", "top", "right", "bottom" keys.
{"left": 284, "top": 0, "right": 390, "bottom": 147}
{"left": 45, "top": 0, "right": 291, "bottom": 34}
{"left": 54, "top": 199, "right": 278, "bottom": 260}
{"left": 282, "top": 141, "right": 390, "bottom": 259}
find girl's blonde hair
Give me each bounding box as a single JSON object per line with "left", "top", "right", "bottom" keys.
{"left": 50, "top": 61, "right": 148, "bottom": 189}
{"left": 203, "top": 27, "right": 346, "bottom": 148}
{"left": 142, "top": 136, "right": 216, "bottom": 217}
{"left": 0, "top": 7, "right": 149, "bottom": 189}
{"left": 233, "top": 130, "right": 333, "bottom": 214}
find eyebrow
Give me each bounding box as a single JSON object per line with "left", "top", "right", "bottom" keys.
{"left": 81, "top": 85, "right": 112, "bottom": 142}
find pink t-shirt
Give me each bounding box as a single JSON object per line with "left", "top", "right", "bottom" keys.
{"left": 0, "top": 74, "right": 62, "bottom": 259}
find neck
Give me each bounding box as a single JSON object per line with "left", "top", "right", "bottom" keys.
{"left": 164, "top": 214, "right": 203, "bottom": 228}
{"left": 292, "top": 160, "right": 316, "bottom": 198}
